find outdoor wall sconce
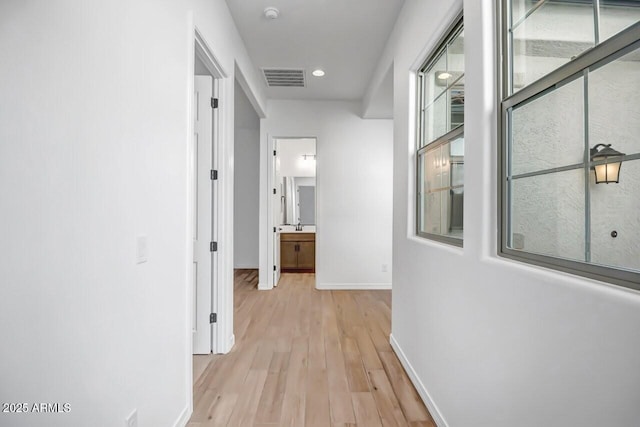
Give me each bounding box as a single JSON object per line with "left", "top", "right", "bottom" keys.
{"left": 590, "top": 144, "right": 625, "bottom": 184}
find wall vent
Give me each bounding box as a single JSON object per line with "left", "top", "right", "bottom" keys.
{"left": 262, "top": 68, "right": 306, "bottom": 87}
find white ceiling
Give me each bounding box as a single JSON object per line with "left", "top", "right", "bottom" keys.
{"left": 225, "top": 0, "right": 404, "bottom": 102}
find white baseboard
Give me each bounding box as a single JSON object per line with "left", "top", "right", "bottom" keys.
{"left": 315, "top": 282, "right": 392, "bottom": 290}
{"left": 173, "top": 405, "right": 191, "bottom": 427}
{"left": 389, "top": 334, "right": 448, "bottom": 427}
{"left": 257, "top": 282, "right": 272, "bottom": 291}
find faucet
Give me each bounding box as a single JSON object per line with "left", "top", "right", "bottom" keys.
{"left": 296, "top": 222, "right": 302, "bottom": 231}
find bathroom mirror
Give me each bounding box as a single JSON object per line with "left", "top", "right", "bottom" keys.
{"left": 280, "top": 176, "right": 315, "bottom": 225}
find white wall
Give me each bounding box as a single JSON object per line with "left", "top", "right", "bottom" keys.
{"left": 0, "top": 1, "right": 265, "bottom": 426}
{"left": 234, "top": 80, "right": 260, "bottom": 269}
{"left": 277, "top": 138, "right": 317, "bottom": 177}
{"left": 368, "top": 1, "right": 640, "bottom": 426}
{"left": 260, "top": 101, "right": 393, "bottom": 289}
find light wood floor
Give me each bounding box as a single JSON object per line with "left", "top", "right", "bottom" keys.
{"left": 188, "top": 269, "right": 435, "bottom": 427}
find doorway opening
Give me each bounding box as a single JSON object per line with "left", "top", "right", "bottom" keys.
{"left": 272, "top": 138, "right": 317, "bottom": 286}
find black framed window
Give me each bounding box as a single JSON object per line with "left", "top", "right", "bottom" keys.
{"left": 500, "top": 0, "right": 640, "bottom": 290}
{"left": 417, "top": 16, "right": 465, "bottom": 246}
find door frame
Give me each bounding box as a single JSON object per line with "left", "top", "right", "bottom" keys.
{"left": 190, "top": 27, "right": 226, "bottom": 352}
{"left": 267, "top": 136, "right": 318, "bottom": 289}
{"left": 186, "top": 23, "right": 227, "bottom": 414}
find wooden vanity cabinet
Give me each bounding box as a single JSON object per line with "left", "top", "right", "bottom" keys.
{"left": 280, "top": 233, "right": 315, "bottom": 272}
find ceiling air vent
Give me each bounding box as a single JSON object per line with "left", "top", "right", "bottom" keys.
{"left": 262, "top": 68, "right": 306, "bottom": 88}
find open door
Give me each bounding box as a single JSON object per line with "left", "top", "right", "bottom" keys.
{"left": 192, "top": 75, "right": 215, "bottom": 354}
{"left": 272, "top": 139, "right": 281, "bottom": 286}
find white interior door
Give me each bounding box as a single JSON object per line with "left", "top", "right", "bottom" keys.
{"left": 273, "top": 139, "right": 281, "bottom": 286}
{"left": 193, "top": 75, "right": 214, "bottom": 354}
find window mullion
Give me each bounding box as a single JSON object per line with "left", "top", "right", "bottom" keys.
{"left": 583, "top": 69, "right": 592, "bottom": 263}
{"left": 594, "top": 0, "right": 601, "bottom": 45}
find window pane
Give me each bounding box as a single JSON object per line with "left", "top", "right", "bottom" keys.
{"left": 451, "top": 162, "right": 464, "bottom": 187}
{"left": 419, "top": 153, "right": 427, "bottom": 232}
{"left": 599, "top": 1, "right": 640, "bottom": 43}
{"left": 590, "top": 159, "right": 640, "bottom": 272}
{"left": 447, "top": 29, "right": 465, "bottom": 81}
{"left": 423, "top": 94, "right": 448, "bottom": 145}
{"left": 446, "top": 188, "right": 464, "bottom": 238}
{"left": 426, "top": 190, "right": 443, "bottom": 234}
{"left": 424, "top": 51, "right": 448, "bottom": 104}
{"left": 418, "top": 135, "right": 464, "bottom": 239}
{"left": 589, "top": 46, "right": 640, "bottom": 157}
{"left": 419, "top": 146, "right": 442, "bottom": 234}
{"left": 510, "top": 169, "right": 585, "bottom": 261}
{"left": 510, "top": 0, "right": 539, "bottom": 27}
{"left": 511, "top": 1, "right": 595, "bottom": 93}
{"left": 511, "top": 76, "right": 585, "bottom": 176}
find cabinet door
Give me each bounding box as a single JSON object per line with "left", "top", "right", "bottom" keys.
{"left": 280, "top": 241, "right": 298, "bottom": 269}
{"left": 297, "top": 241, "right": 315, "bottom": 270}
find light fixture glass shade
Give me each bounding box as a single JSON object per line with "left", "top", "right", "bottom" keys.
{"left": 590, "top": 144, "right": 624, "bottom": 184}
{"left": 593, "top": 161, "right": 621, "bottom": 184}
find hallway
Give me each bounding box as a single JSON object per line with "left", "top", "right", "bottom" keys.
{"left": 188, "top": 270, "right": 435, "bottom": 426}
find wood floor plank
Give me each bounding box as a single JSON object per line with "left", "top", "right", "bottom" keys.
{"left": 328, "top": 390, "right": 356, "bottom": 424}
{"left": 351, "top": 392, "right": 383, "bottom": 427}
{"left": 353, "top": 325, "right": 383, "bottom": 370}
{"left": 190, "top": 388, "right": 238, "bottom": 425}
{"left": 352, "top": 292, "right": 393, "bottom": 352}
{"left": 188, "top": 270, "right": 433, "bottom": 427}
{"left": 368, "top": 369, "right": 409, "bottom": 426}
{"left": 379, "top": 351, "right": 432, "bottom": 422}
{"left": 325, "top": 335, "right": 351, "bottom": 393}
{"left": 341, "top": 336, "right": 370, "bottom": 392}
{"left": 308, "top": 289, "right": 326, "bottom": 370}
{"left": 280, "top": 336, "right": 309, "bottom": 426}
{"left": 305, "top": 368, "right": 331, "bottom": 427}
{"left": 251, "top": 340, "right": 276, "bottom": 371}
{"left": 254, "top": 368, "right": 288, "bottom": 424}
{"left": 226, "top": 369, "right": 268, "bottom": 426}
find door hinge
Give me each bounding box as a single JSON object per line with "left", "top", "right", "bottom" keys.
{"left": 273, "top": 188, "right": 276, "bottom": 195}
{"left": 273, "top": 227, "right": 276, "bottom": 232}
{"left": 209, "top": 313, "right": 217, "bottom": 323}
{"left": 210, "top": 169, "right": 218, "bottom": 180}
{"left": 211, "top": 98, "right": 219, "bottom": 109}
{"left": 273, "top": 265, "right": 276, "bottom": 271}
{"left": 210, "top": 241, "right": 218, "bottom": 252}
{"left": 273, "top": 150, "right": 276, "bottom": 156}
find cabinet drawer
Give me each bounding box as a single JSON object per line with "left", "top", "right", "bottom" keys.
{"left": 280, "top": 232, "right": 315, "bottom": 242}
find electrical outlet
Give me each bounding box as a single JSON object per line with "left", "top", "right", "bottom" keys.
{"left": 125, "top": 409, "right": 138, "bottom": 427}
{"left": 381, "top": 264, "right": 388, "bottom": 273}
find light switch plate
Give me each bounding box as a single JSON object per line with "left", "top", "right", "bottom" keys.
{"left": 136, "top": 235, "right": 148, "bottom": 264}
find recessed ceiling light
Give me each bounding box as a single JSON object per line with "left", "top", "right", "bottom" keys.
{"left": 437, "top": 72, "right": 452, "bottom": 80}
{"left": 264, "top": 7, "right": 279, "bottom": 19}
{"left": 312, "top": 69, "right": 325, "bottom": 77}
